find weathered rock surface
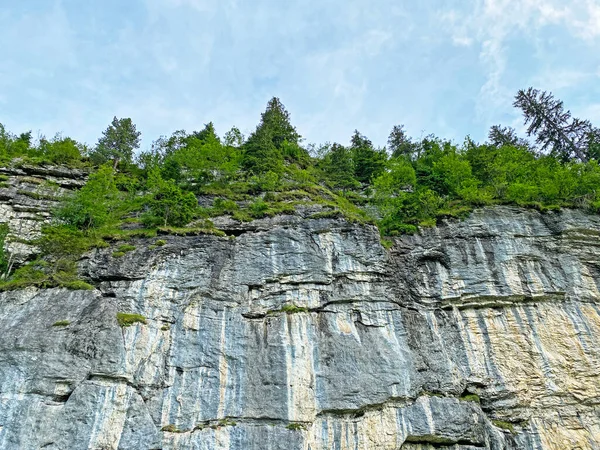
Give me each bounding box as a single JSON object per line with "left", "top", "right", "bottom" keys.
{"left": 1, "top": 206, "right": 599, "bottom": 449}
{"left": 0, "top": 164, "right": 88, "bottom": 262}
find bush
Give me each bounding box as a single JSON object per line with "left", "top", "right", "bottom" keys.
{"left": 116, "top": 312, "right": 147, "bottom": 327}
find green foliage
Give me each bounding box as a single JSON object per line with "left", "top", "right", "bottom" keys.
{"left": 91, "top": 117, "right": 141, "bottom": 166}
{"left": 492, "top": 420, "right": 516, "bottom": 434}
{"left": 52, "top": 320, "right": 70, "bottom": 327}
{"left": 56, "top": 164, "right": 120, "bottom": 230}
{"left": 155, "top": 239, "right": 167, "bottom": 246}
{"left": 320, "top": 143, "right": 359, "bottom": 191}
{"left": 38, "top": 136, "right": 84, "bottom": 165}
{"left": 351, "top": 130, "right": 387, "bottom": 184}
{"left": 143, "top": 168, "right": 198, "bottom": 227}
{"left": 286, "top": 423, "right": 307, "bottom": 431}
{"left": 459, "top": 393, "right": 480, "bottom": 403}
{"left": 116, "top": 312, "right": 147, "bottom": 327}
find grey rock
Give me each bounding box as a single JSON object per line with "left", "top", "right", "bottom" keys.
{"left": 1, "top": 206, "right": 599, "bottom": 449}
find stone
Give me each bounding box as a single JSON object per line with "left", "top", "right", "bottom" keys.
{"left": 0, "top": 206, "right": 599, "bottom": 449}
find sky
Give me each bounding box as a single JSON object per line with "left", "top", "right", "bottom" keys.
{"left": 1, "top": 0, "right": 599, "bottom": 151}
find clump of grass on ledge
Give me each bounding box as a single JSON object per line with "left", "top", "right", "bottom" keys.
{"left": 459, "top": 393, "right": 480, "bottom": 403}
{"left": 116, "top": 312, "right": 147, "bottom": 327}
{"left": 308, "top": 209, "right": 343, "bottom": 220}
{"left": 52, "top": 320, "right": 70, "bottom": 327}
{"left": 161, "top": 424, "right": 187, "bottom": 433}
{"left": 112, "top": 243, "right": 136, "bottom": 258}
{"left": 268, "top": 304, "right": 310, "bottom": 315}
{"left": 286, "top": 422, "right": 307, "bottom": 431}
{"left": 492, "top": 420, "right": 516, "bottom": 434}
{"left": 157, "top": 226, "right": 226, "bottom": 237}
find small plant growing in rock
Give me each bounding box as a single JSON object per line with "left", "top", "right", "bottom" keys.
{"left": 161, "top": 424, "right": 186, "bottom": 433}
{"left": 286, "top": 422, "right": 306, "bottom": 431}
{"left": 217, "top": 418, "right": 237, "bottom": 427}
{"left": 161, "top": 324, "right": 170, "bottom": 331}
{"left": 52, "top": 320, "right": 70, "bottom": 327}
{"left": 492, "top": 420, "right": 515, "bottom": 434}
{"left": 117, "top": 244, "right": 136, "bottom": 252}
{"left": 116, "top": 312, "right": 147, "bottom": 327}
{"left": 278, "top": 304, "right": 309, "bottom": 314}
{"left": 63, "top": 280, "right": 94, "bottom": 290}
{"left": 155, "top": 239, "right": 167, "bottom": 246}
{"left": 459, "top": 393, "right": 480, "bottom": 403}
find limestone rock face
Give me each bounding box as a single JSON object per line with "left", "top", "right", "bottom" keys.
{"left": 0, "top": 164, "right": 88, "bottom": 262}
{"left": 1, "top": 206, "right": 599, "bottom": 449}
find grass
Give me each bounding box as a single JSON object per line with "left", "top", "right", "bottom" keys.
{"left": 286, "top": 423, "right": 306, "bottom": 431}
{"left": 380, "top": 238, "right": 394, "bottom": 249}
{"left": 116, "top": 312, "right": 147, "bottom": 327}
{"left": 157, "top": 226, "right": 226, "bottom": 237}
{"left": 155, "top": 239, "right": 166, "bottom": 246}
{"left": 62, "top": 280, "right": 94, "bottom": 290}
{"left": 492, "top": 420, "right": 516, "bottom": 434}
{"left": 459, "top": 393, "right": 480, "bottom": 403}
{"left": 161, "top": 424, "right": 187, "bottom": 433}
{"left": 52, "top": 320, "right": 70, "bottom": 327}
{"left": 268, "top": 304, "right": 310, "bottom": 315}
{"left": 309, "top": 209, "right": 343, "bottom": 220}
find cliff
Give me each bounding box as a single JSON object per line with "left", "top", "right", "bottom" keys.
{"left": 0, "top": 187, "right": 599, "bottom": 448}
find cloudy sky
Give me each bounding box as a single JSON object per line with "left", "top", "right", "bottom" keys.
{"left": 1, "top": 0, "right": 599, "bottom": 150}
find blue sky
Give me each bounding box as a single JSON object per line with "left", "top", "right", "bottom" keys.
{"left": 1, "top": 0, "right": 599, "bottom": 150}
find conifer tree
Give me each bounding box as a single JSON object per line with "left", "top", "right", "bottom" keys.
{"left": 350, "top": 130, "right": 387, "bottom": 184}
{"left": 514, "top": 88, "right": 595, "bottom": 161}
{"left": 92, "top": 117, "right": 141, "bottom": 168}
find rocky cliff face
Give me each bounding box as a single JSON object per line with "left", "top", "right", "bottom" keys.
{"left": 1, "top": 205, "right": 599, "bottom": 449}
{"left": 0, "top": 164, "right": 88, "bottom": 262}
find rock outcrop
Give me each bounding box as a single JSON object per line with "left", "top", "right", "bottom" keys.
{"left": 1, "top": 206, "right": 599, "bottom": 449}
{"left": 0, "top": 164, "right": 88, "bottom": 262}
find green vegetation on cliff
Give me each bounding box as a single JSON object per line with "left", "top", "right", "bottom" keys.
{"left": 0, "top": 88, "right": 599, "bottom": 289}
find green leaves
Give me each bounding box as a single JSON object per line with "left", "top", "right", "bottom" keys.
{"left": 56, "top": 164, "right": 120, "bottom": 230}
{"left": 91, "top": 117, "right": 141, "bottom": 166}
{"left": 143, "top": 168, "right": 198, "bottom": 227}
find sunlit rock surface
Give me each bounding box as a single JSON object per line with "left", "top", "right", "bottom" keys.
{"left": 1, "top": 206, "right": 599, "bottom": 449}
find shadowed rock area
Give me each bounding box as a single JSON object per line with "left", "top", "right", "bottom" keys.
{"left": 1, "top": 206, "right": 599, "bottom": 449}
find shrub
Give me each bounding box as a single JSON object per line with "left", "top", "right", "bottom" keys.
{"left": 116, "top": 312, "right": 147, "bottom": 327}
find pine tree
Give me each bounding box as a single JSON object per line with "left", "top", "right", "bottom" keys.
{"left": 388, "top": 125, "right": 418, "bottom": 159}
{"left": 92, "top": 117, "right": 141, "bottom": 168}
{"left": 323, "top": 143, "right": 359, "bottom": 192}
{"left": 350, "top": 130, "right": 387, "bottom": 184}
{"left": 488, "top": 125, "right": 528, "bottom": 148}
{"left": 243, "top": 97, "right": 300, "bottom": 174}
{"left": 514, "top": 88, "right": 594, "bottom": 161}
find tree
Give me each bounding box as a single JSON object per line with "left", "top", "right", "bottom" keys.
{"left": 388, "top": 125, "right": 418, "bottom": 159}
{"left": 224, "top": 126, "right": 244, "bottom": 147}
{"left": 350, "top": 130, "right": 387, "bottom": 184}
{"left": 321, "top": 143, "right": 359, "bottom": 191}
{"left": 92, "top": 117, "right": 141, "bottom": 168}
{"left": 488, "top": 125, "right": 528, "bottom": 148}
{"left": 144, "top": 168, "right": 197, "bottom": 227}
{"left": 514, "top": 88, "right": 595, "bottom": 162}
{"left": 192, "top": 122, "right": 220, "bottom": 144}
{"left": 258, "top": 97, "right": 300, "bottom": 148}
{"left": 242, "top": 97, "right": 302, "bottom": 174}
{"left": 56, "top": 164, "right": 120, "bottom": 229}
